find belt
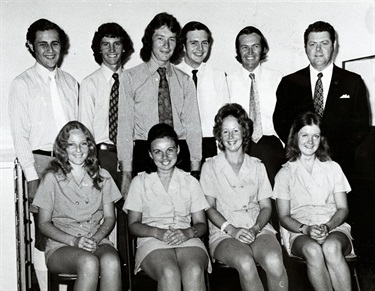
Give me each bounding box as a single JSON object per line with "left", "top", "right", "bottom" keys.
{"left": 97, "top": 143, "right": 117, "bottom": 152}
{"left": 32, "top": 150, "right": 55, "bottom": 157}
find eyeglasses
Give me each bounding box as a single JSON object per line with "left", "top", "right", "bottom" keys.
{"left": 67, "top": 141, "right": 89, "bottom": 151}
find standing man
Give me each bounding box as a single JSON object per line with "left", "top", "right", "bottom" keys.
{"left": 79, "top": 22, "right": 134, "bottom": 187}
{"left": 273, "top": 21, "right": 369, "bottom": 178}
{"left": 8, "top": 18, "right": 78, "bottom": 290}
{"left": 177, "top": 21, "right": 230, "bottom": 163}
{"left": 117, "top": 12, "right": 202, "bottom": 197}
{"left": 227, "top": 26, "right": 285, "bottom": 186}
{"left": 78, "top": 23, "right": 134, "bottom": 290}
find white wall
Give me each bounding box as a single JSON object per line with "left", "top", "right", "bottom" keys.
{"left": 1, "top": 0, "right": 374, "bottom": 161}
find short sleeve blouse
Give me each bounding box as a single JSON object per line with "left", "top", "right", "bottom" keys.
{"left": 124, "top": 168, "right": 209, "bottom": 229}
{"left": 200, "top": 152, "right": 275, "bottom": 232}
{"left": 33, "top": 168, "right": 122, "bottom": 238}
{"left": 273, "top": 159, "right": 351, "bottom": 224}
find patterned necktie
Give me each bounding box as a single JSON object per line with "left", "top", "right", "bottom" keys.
{"left": 249, "top": 73, "right": 263, "bottom": 143}
{"left": 157, "top": 67, "right": 173, "bottom": 126}
{"left": 192, "top": 69, "right": 198, "bottom": 88}
{"left": 109, "top": 73, "right": 119, "bottom": 144}
{"left": 313, "top": 72, "right": 324, "bottom": 117}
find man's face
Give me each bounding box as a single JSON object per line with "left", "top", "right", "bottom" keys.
{"left": 151, "top": 26, "right": 176, "bottom": 66}
{"left": 184, "top": 30, "right": 210, "bottom": 68}
{"left": 29, "top": 29, "right": 61, "bottom": 71}
{"left": 305, "top": 31, "right": 334, "bottom": 71}
{"left": 100, "top": 36, "right": 124, "bottom": 71}
{"left": 238, "top": 33, "right": 262, "bottom": 72}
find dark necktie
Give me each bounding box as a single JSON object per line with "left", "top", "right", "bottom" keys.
{"left": 109, "top": 73, "right": 119, "bottom": 144}
{"left": 192, "top": 69, "right": 198, "bottom": 88}
{"left": 157, "top": 67, "right": 173, "bottom": 126}
{"left": 249, "top": 73, "right": 262, "bottom": 143}
{"left": 313, "top": 72, "right": 324, "bottom": 117}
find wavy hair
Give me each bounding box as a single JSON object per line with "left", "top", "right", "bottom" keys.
{"left": 140, "top": 12, "right": 182, "bottom": 63}
{"left": 286, "top": 111, "right": 331, "bottom": 162}
{"left": 304, "top": 21, "right": 336, "bottom": 47}
{"left": 43, "top": 121, "right": 103, "bottom": 190}
{"left": 26, "top": 18, "right": 69, "bottom": 58}
{"left": 91, "top": 22, "right": 134, "bottom": 65}
{"left": 213, "top": 103, "right": 253, "bottom": 152}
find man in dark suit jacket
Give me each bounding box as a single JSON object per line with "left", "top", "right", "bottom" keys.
{"left": 273, "top": 21, "right": 369, "bottom": 178}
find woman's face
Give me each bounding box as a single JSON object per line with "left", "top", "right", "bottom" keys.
{"left": 66, "top": 129, "right": 89, "bottom": 166}
{"left": 221, "top": 116, "right": 244, "bottom": 153}
{"left": 149, "top": 137, "right": 179, "bottom": 172}
{"left": 297, "top": 124, "right": 321, "bottom": 158}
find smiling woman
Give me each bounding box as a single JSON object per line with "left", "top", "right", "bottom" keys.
{"left": 31, "top": 121, "right": 123, "bottom": 291}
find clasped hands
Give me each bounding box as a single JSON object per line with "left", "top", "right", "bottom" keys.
{"left": 232, "top": 226, "right": 259, "bottom": 244}
{"left": 305, "top": 224, "right": 329, "bottom": 244}
{"left": 74, "top": 236, "right": 98, "bottom": 253}
{"left": 162, "top": 226, "right": 192, "bottom": 245}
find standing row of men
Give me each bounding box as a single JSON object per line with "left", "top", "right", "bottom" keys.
{"left": 9, "top": 13, "right": 369, "bottom": 290}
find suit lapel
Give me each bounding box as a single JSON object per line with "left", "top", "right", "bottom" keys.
{"left": 324, "top": 65, "right": 341, "bottom": 114}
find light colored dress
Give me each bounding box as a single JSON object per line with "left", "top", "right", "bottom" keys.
{"left": 33, "top": 168, "right": 122, "bottom": 263}
{"left": 273, "top": 159, "right": 354, "bottom": 256}
{"left": 200, "top": 152, "right": 277, "bottom": 257}
{"left": 123, "top": 168, "right": 211, "bottom": 274}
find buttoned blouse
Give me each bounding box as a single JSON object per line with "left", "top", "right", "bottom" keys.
{"left": 124, "top": 168, "right": 209, "bottom": 229}
{"left": 273, "top": 159, "right": 351, "bottom": 225}
{"left": 200, "top": 152, "right": 275, "bottom": 233}
{"left": 33, "top": 168, "right": 122, "bottom": 238}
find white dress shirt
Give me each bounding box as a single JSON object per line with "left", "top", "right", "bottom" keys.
{"left": 79, "top": 64, "right": 122, "bottom": 144}
{"left": 227, "top": 64, "right": 283, "bottom": 137}
{"left": 9, "top": 62, "right": 78, "bottom": 181}
{"left": 177, "top": 61, "right": 230, "bottom": 137}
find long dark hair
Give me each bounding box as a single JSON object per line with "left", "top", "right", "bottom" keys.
{"left": 140, "top": 12, "right": 182, "bottom": 63}
{"left": 43, "top": 121, "right": 103, "bottom": 190}
{"left": 286, "top": 111, "right": 331, "bottom": 162}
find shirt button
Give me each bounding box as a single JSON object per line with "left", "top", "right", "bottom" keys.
{"left": 75, "top": 201, "right": 79, "bottom": 205}
{"left": 85, "top": 200, "right": 89, "bottom": 204}
{"left": 88, "top": 232, "right": 92, "bottom": 236}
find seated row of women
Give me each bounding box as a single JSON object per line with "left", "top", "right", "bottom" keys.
{"left": 32, "top": 103, "right": 354, "bottom": 291}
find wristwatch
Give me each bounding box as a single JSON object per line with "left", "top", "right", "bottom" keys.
{"left": 298, "top": 224, "right": 305, "bottom": 234}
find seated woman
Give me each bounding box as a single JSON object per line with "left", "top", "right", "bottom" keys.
{"left": 274, "top": 111, "right": 354, "bottom": 291}
{"left": 32, "top": 121, "right": 122, "bottom": 291}
{"left": 200, "top": 103, "right": 288, "bottom": 291}
{"left": 124, "top": 123, "right": 210, "bottom": 291}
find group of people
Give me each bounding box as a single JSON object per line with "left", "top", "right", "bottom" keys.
{"left": 8, "top": 10, "right": 369, "bottom": 291}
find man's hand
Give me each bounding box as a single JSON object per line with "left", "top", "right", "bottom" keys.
{"left": 27, "top": 179, "right": 40, "bottom": 213}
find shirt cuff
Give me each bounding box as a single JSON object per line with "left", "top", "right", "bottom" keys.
{"left": 24, "top": 166, "right": 39, "bottom": 182}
